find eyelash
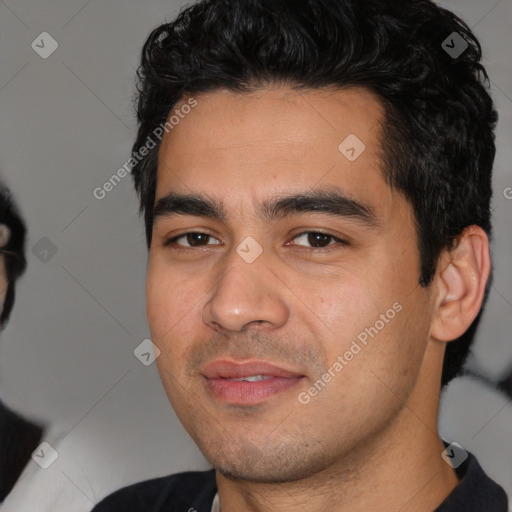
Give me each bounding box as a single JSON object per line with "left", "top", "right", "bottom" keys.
{"left": 163, "top": 231, "right": 349, "bottom": 252}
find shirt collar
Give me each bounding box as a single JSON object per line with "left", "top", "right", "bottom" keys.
{"left": 211, "top": 491, "right": 221, "bottom": 512}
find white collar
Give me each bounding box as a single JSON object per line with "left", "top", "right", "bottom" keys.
{"left": 211, "top": 491, "right": 221, "bottom": 512}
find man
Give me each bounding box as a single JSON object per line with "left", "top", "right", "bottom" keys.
{"left": 93, "top": 0, "right": 508, "bottom": 510}
{"left": 0, "top": 184, "right": 43, "bottom": 502}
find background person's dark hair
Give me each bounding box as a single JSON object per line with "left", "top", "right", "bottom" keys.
{"left": 0, "top": 184, "right": 27, "bottom": 326}
{"left": 130, "top": 0, "right": 498, "bottom": 387}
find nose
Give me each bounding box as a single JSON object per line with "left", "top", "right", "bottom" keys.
{"left": 202, "top": 248, "right": 290, "bottom": 334}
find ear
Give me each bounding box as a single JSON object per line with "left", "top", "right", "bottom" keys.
{"left": 430, "top": 225, "right": 491, "bottom": 342}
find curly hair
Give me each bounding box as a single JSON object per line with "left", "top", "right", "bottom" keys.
{"left": 130, "top": 0, "right": 498, "bottom": 387}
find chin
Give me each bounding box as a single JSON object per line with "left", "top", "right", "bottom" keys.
{"left": 208, "top": 443, "right": 329, "bottom": 484}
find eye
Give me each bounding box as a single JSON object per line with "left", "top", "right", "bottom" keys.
{"left": 164, "top": 230, "right": 348, "bottom": 251}
{"left": 288, "top": 231, "right": 348, "bottom": 249}
{"left": 165, "top": 232, "right": 221, "bottom": 248}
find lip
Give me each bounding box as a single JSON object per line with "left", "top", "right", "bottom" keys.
{"left": 201, "top": 359, "right": 305, "bottom": 405}
{"left": 201, "top": 359, "right": 304, "bottom": 379}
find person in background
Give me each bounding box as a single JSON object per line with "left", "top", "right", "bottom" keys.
{"left": 0, "top": 182, "right": 43, "bottom": 503}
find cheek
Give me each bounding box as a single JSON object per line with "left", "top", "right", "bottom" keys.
{"left": 146, "top": 259, "right": 205, "bottom": 348}
{"left": 146, "top": 260, "right": 185, "bottom": 339}
{"left": 366, "top": 292, "right": 432, "bottom": 393}
{"left": 145, "top": 270, "right": 169, "bottom": 336}
{"left": 146, "top": 266, "right": 194, "bottom": 397}
{"left": 313, "top": 270, "right": 419, "bottom": 384}
{"left": 319, "top": 268, "right": 386, "bottom": 330}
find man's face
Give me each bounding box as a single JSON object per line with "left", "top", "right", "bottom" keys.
{"left": 147, "top": 86, "right": 436, "bottom": 482}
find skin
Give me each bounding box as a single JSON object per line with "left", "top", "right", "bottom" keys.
{"left": 146, "top": 86, "right": 490, "bottom": 511}
{"left": 0, "top": 256, "right": 7, "bottom": 316}
{"left": 0, "top": 225, "right": 10, "bottom": 318}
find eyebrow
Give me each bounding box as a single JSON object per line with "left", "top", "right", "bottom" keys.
{"left": 153, "top": 188, "right": 379, "bottom": 228}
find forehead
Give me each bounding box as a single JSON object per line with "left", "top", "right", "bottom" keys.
{"left": 155, "top": 85, "right": 390, "bottom": 216}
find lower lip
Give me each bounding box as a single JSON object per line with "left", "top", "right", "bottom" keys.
{"left": 205, "top": 376, "right": 304, "bottom": 404}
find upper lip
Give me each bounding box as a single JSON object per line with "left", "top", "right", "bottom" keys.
{"left": 201, "top": 359, "right": 305, "bottom": 379}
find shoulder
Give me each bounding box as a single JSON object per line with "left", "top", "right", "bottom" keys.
{"left": 436, "top": 448, "right": 509, "bottom": 512}
{"left": 0, "top": 400, "right": 43, "bottom": 501}
{"left": 91, "top": 469, "right": 217, "bottom": 512}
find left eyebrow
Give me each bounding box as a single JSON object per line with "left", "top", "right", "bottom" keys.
{"left": 153, "top": 187, "right": 380, "bottom": 229}
{"left": 260, "top": 188, "right": 379, "bottom": 228}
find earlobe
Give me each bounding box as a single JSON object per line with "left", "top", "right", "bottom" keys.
{"left": 431, "top": 226, "right": 490, "bottom": 342}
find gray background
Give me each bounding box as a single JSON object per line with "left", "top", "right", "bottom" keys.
{"left": 0, "top": 0, "right": 511, "bottom": 507}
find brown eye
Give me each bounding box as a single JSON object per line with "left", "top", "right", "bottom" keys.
{"left": 165, "top": 232, "right": 221, "bottom": 248}
{"left": 291, "top": 231, "right": 348, "bottom": 249}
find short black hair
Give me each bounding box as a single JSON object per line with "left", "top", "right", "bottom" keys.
{"left": 0, "top": 184, "right": 27, "bottom": 326}
{"left": 130, "top": 0, "right": 498, "bottom": 387}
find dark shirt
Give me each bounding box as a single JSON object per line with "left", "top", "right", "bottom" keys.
{"left": 91, "top": 450, "right": 509, "bottom": 512}
{"left": 0, "top": 400, "right": 43, "bottom": 501}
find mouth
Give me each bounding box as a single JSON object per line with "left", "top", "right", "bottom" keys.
{"left": 201, "top": 359, "right": 306, "bottom": 405}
